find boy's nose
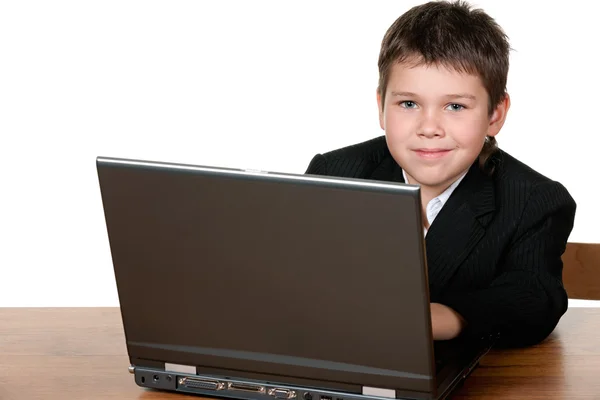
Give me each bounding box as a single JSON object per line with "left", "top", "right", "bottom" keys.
{"left": 417, "top": 113, "right": 444, "bottom": 138}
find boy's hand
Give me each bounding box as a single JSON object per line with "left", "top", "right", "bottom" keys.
{"left": 430, "top": 302, "right": 466, "bottom": 340}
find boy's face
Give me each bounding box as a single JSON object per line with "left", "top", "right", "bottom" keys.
{"left": 377, "top": 61, "right": 509, "bottom": 194}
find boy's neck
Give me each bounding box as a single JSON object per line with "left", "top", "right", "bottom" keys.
{"left": 402, "top": 172, "right": 453, "bottom": 203}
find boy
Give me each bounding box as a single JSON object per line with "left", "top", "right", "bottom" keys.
{"left": 305, "top": 0, "right": 576, "bottom": 348}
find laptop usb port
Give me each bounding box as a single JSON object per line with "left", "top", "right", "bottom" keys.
{"left": 321, "top": 396, "right": 332, "bottom": 400}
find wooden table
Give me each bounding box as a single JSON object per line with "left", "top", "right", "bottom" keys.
{"left": 1, "top": 308, "right": 598, "bottom": 399}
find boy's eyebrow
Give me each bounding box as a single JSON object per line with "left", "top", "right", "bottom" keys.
{"left": 390, "top": 91, "right": 477, "bottom": 101}
{"left": 445, "top": 93, "right": 477, "bottom": 101}
{"left": 390, "top": 91, "right": 418, "bottom": 97}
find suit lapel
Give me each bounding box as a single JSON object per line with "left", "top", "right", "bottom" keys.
{"left": 424, "top": 163, "right": 495, "bottom": 297}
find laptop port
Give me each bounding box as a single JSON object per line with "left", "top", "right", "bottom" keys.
{"left": 269, "top": 388, "right": 297, "bottom": 399}
{"left": 227, "top": 382, "right": 266, "bottom": 394}
{"left": 179, "top": 377, "right": 225, "bottom": 391}
{"left": 269, "top": 388, "right": 296, "bottom": 399}
{"left": 320, "top": 396, "right": 332, "bottom": 400}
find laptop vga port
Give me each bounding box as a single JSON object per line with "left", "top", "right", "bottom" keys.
{"left": 269, "top": 387, "right": 297, "bottom": 399}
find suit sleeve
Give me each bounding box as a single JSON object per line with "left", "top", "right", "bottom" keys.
{"left": 305, "top": 153, "right": 328, "bottom": 175}
{"left": 440, "top": 181, "right": 577, "bottom": 348}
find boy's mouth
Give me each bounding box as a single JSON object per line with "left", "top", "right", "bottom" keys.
{"left": 413, "top": 148, "right": 452, "bottom": 159}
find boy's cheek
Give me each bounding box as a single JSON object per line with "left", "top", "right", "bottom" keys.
{"left": 384, "top": 128, "right": 412, "bottom": 146}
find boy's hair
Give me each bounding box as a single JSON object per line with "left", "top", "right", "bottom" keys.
{"left": 377, "top": 0, "right": 510, "bottom": 173}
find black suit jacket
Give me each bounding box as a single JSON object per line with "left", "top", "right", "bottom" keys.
{"left": 305, "top": 136, "right": 577, "bottom": 348}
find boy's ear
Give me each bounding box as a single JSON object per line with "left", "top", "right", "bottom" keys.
{"left": 488, "top": 93, "right": 511, "bottom": 138}
{"left": 376, "top": 89, "right": 385, "bottom": 130}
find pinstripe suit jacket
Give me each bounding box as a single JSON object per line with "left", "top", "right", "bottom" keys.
{"left": 305, "top": 136, "right": 577, "bottom": 348}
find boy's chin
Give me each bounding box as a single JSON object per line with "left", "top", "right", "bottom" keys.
{"left": 411, "top": 172, "right": 463, "bottom": 189}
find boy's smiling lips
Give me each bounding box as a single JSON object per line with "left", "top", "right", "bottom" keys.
{"left": 412, "top": 148, "right": 453, "bottom": 159}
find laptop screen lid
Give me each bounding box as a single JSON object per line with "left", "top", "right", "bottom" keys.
{"left": 96, "top": 156, "right": 437, "bottom": 397}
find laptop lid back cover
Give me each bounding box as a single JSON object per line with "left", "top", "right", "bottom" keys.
{"left": 96, "top": 157, "right": 436, "bottom": 396}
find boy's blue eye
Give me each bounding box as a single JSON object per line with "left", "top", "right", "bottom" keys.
{"left": 447, "top": 103, "right": 465, "bottom": 111}
{"left": 400, "top": 101, "right": 417, "bottom": 108}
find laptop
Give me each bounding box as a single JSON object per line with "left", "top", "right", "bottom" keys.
{"left": 96, "top": 155, "right": 495, "bottom": 400}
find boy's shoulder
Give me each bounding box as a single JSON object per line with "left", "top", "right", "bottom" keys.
{"left": 305, "top": 136, "right": 391, "bottom": 178}
{"left": 488, "top": 149, "right": 576, "bottom": 219}
{"left": 320, "top": 136, "right": 390, "bottom": 163}
{"left": 491, "top": 149, "right": 563, "bottom": 189}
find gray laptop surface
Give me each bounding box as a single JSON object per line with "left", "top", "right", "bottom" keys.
{"left": 96, "top": 156, "right": 494, "bottom": 400}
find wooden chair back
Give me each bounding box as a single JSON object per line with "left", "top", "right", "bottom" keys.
{"left": 562, "top": 242, "right": 600, "bottom": 300}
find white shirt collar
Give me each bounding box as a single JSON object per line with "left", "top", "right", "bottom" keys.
{"left": 402, "top": 169, "right": 467, "bottom": 235}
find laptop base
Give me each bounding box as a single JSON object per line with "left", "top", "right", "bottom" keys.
{"left": 133, "top": 367, "right": 431, "bottom": 400}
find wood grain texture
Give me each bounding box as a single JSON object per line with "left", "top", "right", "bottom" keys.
{"left": 0, "top": 307, "right": 598, "bottom": 399}
{"left": 562, "top": 242, "right": 600, "bottom": 300}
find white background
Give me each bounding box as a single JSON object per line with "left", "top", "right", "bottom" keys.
{"left": 1, "top": 1, "right": 597, "bottom": 307}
